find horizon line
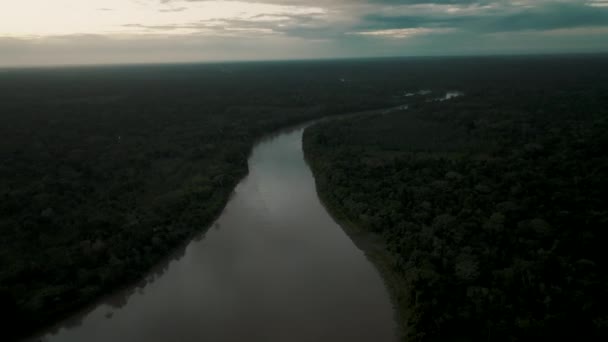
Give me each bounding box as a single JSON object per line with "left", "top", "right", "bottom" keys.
{"left": 1, "top": 51, "right": 607, "bottom": 71}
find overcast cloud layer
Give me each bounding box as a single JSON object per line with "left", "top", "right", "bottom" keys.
{"left": 0, "top": 0, "right": 607, "bottom": 66}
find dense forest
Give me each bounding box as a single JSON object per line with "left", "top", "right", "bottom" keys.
{"left": 0, "top": 61, "right": 407, "bottom": 340}
{"left": 304, "top": 56, "right": 608, "bottom": 341}
{"left": 1, "top": 56, "right": 607, "bottom": 340}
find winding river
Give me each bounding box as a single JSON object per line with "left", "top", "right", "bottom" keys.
{"left": 35, "top": 124, "right": 397, "bottom": 342}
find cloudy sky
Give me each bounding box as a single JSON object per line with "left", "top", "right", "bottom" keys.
{"left": 1, "top": 0, "right": 607, "bottom": 66}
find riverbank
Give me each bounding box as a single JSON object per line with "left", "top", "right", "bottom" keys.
{"left": 303, "top": 128, "right": 410, "bottom": 341}
{"left": 13, "top": 115, "right": 305, "bottom": 341}
{"left": 301, "top": 74, "right": 608, "bottom": 340}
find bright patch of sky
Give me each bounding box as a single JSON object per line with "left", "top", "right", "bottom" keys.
{"left": 0, "top": 0, "right": 326, "bottom": 37}
{"left": 351, "top": 28, "right": 454, "bottom": 38}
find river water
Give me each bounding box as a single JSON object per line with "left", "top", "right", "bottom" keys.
{"left": 36, "top": 124, "right": 396, "bottom": 342}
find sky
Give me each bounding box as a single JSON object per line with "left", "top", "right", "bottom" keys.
{"left": 0, "top": 0, "right": 607, "bottom": 66}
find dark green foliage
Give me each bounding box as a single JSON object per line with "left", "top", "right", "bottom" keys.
{"left": 304, "top": 56, "right": 608, "bottom": 341}
{"left": 2, "top": 56, "right": 608, "bottom": 340}
{"left": 0, "top": 61, "right": 407, "bottom": 339}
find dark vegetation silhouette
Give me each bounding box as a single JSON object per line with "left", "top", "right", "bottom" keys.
{"left": 304, "top": 55, "right": 608, "bottom": 341}
{"left": 1, "top": 55, "right": 607, "bottom": 340}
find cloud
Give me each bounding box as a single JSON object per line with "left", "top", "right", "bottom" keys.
{"left": 159, "top": 7, "right": 188, "bottom": 12}
{"left": 119, "top": 9, "right": 331, "bottom": 38}
{"left": 589, "top": 0, "right": 608, "bottom": 7}
{"left": 358, "top": 1, "right": 608, "bottom": 34}
{"left": 1, "top": 0, "right": 607, "bottom": 66}
{"left": 350, "top": 27, "right": 454, "bottom": 38}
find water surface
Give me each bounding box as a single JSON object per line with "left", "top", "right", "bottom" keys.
{"left": 37, "top": 125, "right": 396, "bottom": 342}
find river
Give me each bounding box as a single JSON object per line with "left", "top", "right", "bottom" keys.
{"left": 35, "top": 124, "right": 397, "bottom": 342}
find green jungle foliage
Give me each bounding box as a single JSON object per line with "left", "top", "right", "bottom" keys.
{"left": 304, "top": 56, "right": 608, "bottom": 341}
{"left": 0, "top": 61, "right": 404, "bottom": 339}
{"left": 1, "top": 55, "right": 607, "bottom": 340}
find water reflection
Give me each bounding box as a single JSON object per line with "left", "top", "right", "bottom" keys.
{"left": 34, "top": 126, "right": 396, "bottom": 342}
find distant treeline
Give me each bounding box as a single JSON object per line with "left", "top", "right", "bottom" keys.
{"left": 304, "top": 56, "right": 608, "bottom": 341}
